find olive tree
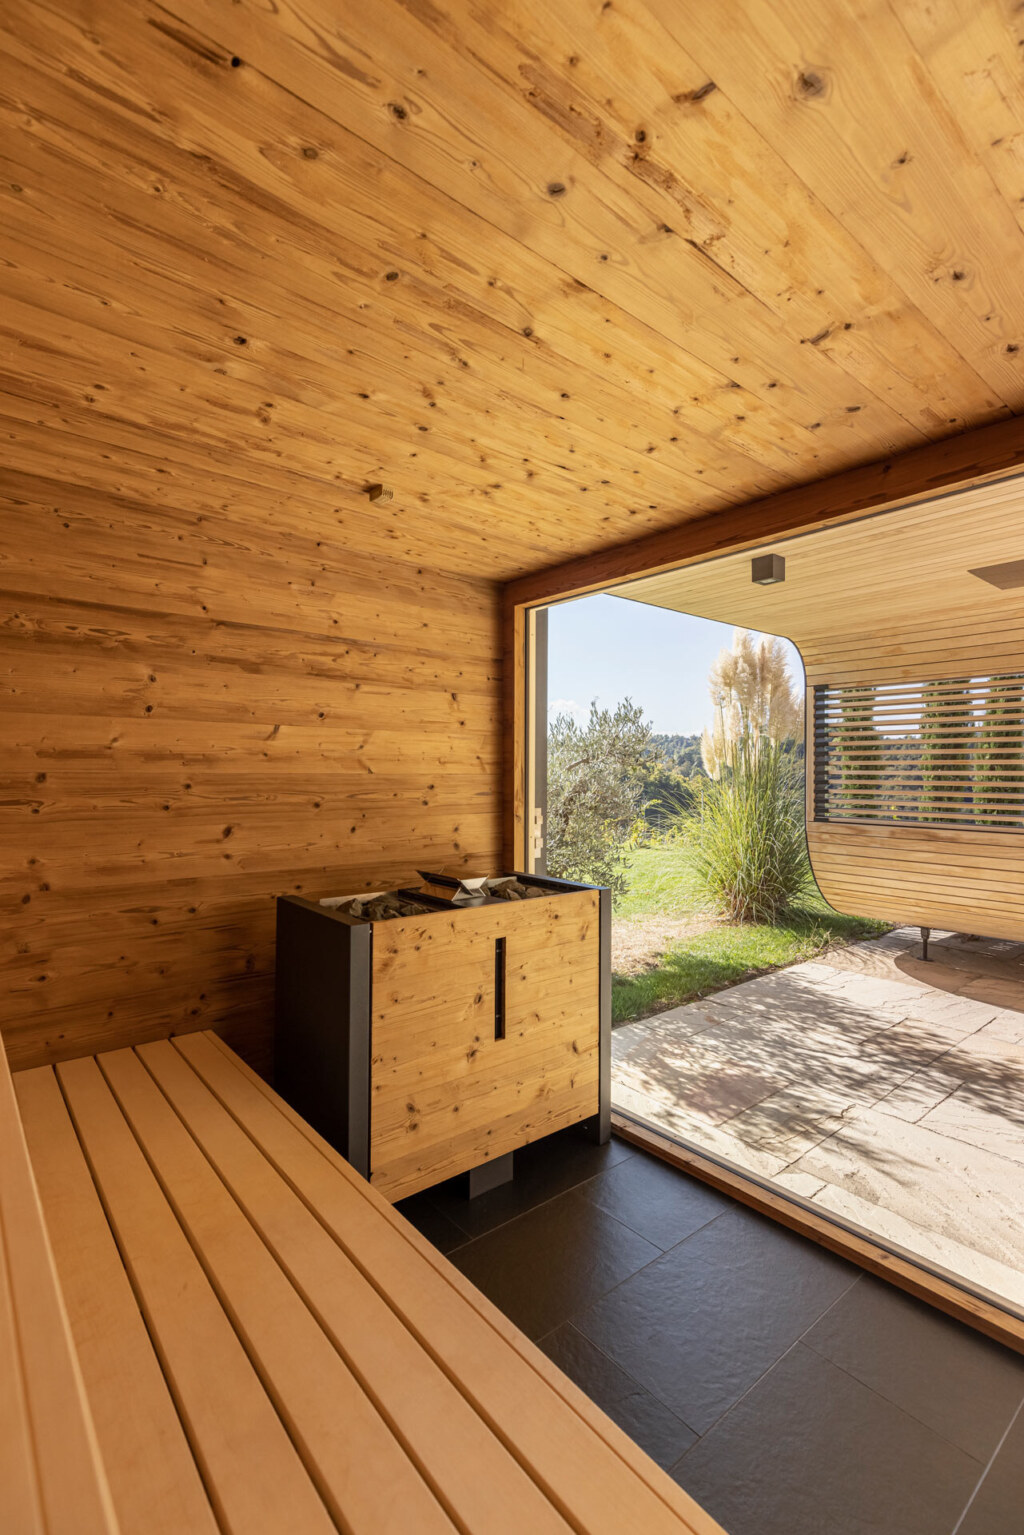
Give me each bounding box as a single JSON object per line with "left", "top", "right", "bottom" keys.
{"left": 546, "top": 700, "right": 652, "bottom": 895}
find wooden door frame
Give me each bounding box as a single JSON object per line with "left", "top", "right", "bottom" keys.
{"left": 500, "top": 412, "right": 1024, "bottom": 1353}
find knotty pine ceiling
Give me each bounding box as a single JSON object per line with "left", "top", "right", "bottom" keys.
{"left": 5, "top": 0, "right": 1024, "bottom": 579}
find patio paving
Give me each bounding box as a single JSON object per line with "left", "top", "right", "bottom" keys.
{"left": 613, "top": 928, "right": 1024, "bottom": 1313}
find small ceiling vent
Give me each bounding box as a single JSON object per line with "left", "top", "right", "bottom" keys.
{"left": 969, "top": 559, "right": 1024, "bottom": 590}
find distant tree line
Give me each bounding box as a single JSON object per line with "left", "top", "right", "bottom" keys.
{"left": 649, "top": 733, "right": 706, "bottom": 778}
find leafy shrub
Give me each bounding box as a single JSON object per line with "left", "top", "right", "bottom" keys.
{"left": 547, "top": 700, "right": 651, "bottom": 895}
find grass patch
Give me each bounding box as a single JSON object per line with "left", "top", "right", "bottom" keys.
{"left": 613, "top": 843, "right": 702, "bottom": 919}
{"left": 612, "top": 845, "right": 890, "bottom": 1025}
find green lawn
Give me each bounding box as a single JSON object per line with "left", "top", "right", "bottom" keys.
{"left": 612, "top": 844, "right": 890, "bottom": 1025}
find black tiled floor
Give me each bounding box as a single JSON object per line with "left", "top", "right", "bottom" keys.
{"left": 804, "top": 1275, "right": 1024, "bottom": 1464}
{"left": 450, "top": 1188, "right": 660, "bottom": 1339}
{"left": 674, "top": 1343, "right": 984, "bottom": 1535}
{"left": 956, "top": 1404, "right": 1024, "bottom": 1535}
{"left": 539, "top": 1323, "right": 698, "bottom": 1469}
{"left": 399, "top": 1128, "right": 1024, "bottom": 1535}
{"left": 578, "top": 1147, "right": 732, "bottom": 1249}
{"left": 576, "top": 1204, "right": 857, "bottom": 1433}
{"left": 401, "top": 1124, "right": 634, "bottom": 1245}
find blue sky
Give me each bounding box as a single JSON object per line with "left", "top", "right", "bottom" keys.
{"left": 547, "top": 593, "right": 803, "bottom": 736}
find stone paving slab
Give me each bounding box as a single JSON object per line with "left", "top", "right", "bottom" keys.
{"left": 919, "top": 1087, "right": 1024, "bottom": 1166}
{"left": 805, "top": 1179, "right": 1024, "bottom": 1313}
{"left": 613, "top": 927, "right": 1024, "bottom": 1314}
{"left": 790, "top": 1108, "right": 1024, "bottom": 1268}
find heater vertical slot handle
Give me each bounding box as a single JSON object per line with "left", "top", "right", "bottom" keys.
{"left": 494, "top": 937, "right": 506, "bottom": 1041}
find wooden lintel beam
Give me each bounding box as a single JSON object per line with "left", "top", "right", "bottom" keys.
{"left": 503, "top": 415, "right": 1024, "bottom": 609}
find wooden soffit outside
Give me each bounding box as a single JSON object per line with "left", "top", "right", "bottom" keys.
{"left": 612, "top": 471, "right": 1024, "bottom": 645}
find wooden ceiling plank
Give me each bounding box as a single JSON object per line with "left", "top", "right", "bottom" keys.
{"left": 890, "top": 0, "right": 1024, "bottom": 325}
{"left": 1, "top": 281, "right": 681, "bottom": 533}
{"left": 155, "top": 0, "right": 921, "bottom": 453}
{"left": 406, "top": 0, "right": 1004, "bottom": 438}
{"left": 648, "top": 0, "right": 1024, "bottom": 399}
{"left": 1, "top": 0, "right": 824, "bottom": 496}
{"left": 0, "top": 196, "right": 674, "bottom": 534}
{"left": 619, "top": 489, "right": 1024, "bottom": 631}
{"left": 0, "top": 403, "right": 587, "bottom": 576}
{"left": 505, "top": 416, "right": 1024, "bottom": 604}
{"left": 25, "top": 11, "right": 806, "bottom": 496}
{"left": 5, "top": 0, "right": 1024, "bottom": 589}
{"left": 0, "top": 128, "right": 743, "bottom": 520}
{"left": 612, "top": 474, "right": 1024, "bottom": 668}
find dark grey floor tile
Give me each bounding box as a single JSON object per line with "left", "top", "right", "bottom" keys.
{"left": 393, "top": 1190, "right": 470, "bottom": 1255}
{"left": 449, "top": 1188, "right": 660, "bottom": 1339}
{"left": 805, "top": 1275, "right": 1024, "bottom": 1463}
{"left": 673, "top": 1343, "right": 983, "bottom": 1535}
{"left": 956, "top": 1403, "right": 1024, "bottom": 1535}
{"left": 423, "top": 1126, "right": 634, "bottom": 1240}
{"left": 539, "top": 1323, "right": 697, "bottom": 1469}
{"left": 578, "top": 1150, "right": 732, "bottom": 1250}
{"left": 575, "top": 1206, "right": 856, "bottom": 1433}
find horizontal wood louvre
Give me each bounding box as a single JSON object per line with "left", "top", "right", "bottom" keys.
{"left": 814, "top": 676, "right": 1024, "bottom": 829}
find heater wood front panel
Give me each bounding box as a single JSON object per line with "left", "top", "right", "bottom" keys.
{"left": 369, "top": 894, "right": 600, "bottom": 1201}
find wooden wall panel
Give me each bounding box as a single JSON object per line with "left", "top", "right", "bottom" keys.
{"left": 0, "top": 476, "right": 502, "bottom": 1073}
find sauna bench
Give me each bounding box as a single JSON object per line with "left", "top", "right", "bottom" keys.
{"left": 6, "top": 1030, "right": 724, "bottom": 1535}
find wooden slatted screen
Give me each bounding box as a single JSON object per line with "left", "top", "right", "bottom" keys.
{"left": 814, "top": 675, "right": 1024, "bottom": 830}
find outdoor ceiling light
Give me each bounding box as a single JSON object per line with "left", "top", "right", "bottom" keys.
{"left": 969, "top": 558, "right": 1024, "bottom": 589}
{"left": 751, "top": 553, "right": 786, "bottom": 585}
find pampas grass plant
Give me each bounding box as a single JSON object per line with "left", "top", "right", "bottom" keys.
{"left": 688, "top": 740, "right": 810, "bottom": 922}
{"left": 688, "top": 629, "right": 810, "bottom": 923}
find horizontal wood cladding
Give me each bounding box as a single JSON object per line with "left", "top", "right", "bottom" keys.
{"left": 804, "top": 615, "right": 1024, "bottom": 939}
{"left": 12, "top": 0, "right": 1024, "bottom": 1058}
{"left": 0, "top": 473, "right": 502, "bottom": 1072}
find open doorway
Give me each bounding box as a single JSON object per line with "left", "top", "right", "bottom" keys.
{"left": 520, "top": 491, "right": 1024, "bottom": 1333}
{"left": 541, "top": 594, "right": 880, "bottom": 1018}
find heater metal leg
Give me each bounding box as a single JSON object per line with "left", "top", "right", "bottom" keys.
{"left": 463, "top": 1151, "right": 514, "bottom": 1199}
{"left": 921, "top": 926, "right": 931, "bottom": 962}
{"left": 581, "top": 1111, "right": 611, "bottom": 1146}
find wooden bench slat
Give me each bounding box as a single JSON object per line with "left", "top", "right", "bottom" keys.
{"left": 15, "top": 1064, "right": 219, "bottom": 1535}
{"left": 0, "top": 1202, "right": 47, "bottom": 1535}
{"left": 96, "top": 1046, "right": 456, "bottom": 1535}
{"left": 180, "top": 1030, "right": 726, "bottom": 1535}
{"left": 137, "top": 1036, "right": 570, "bottom": 1535}
{"left": 56, "top": 1052, "right": 337, "bottom": 1535}
{"left": 0, "top": 1049, "right": 116, "bottom": 1535}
